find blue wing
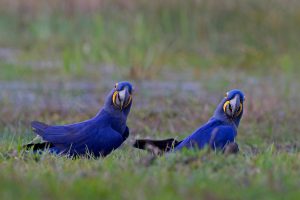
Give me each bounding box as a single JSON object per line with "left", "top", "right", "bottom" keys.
{"left": 209, "top": 126, "right": 237, "bottom": 150}
{"left": 31, "top": 121, "right": 125, "bottom": 157}
{"left": 31, "top": 121, "right": 92, "bottom": 144}
{"left": 174, "top": 120, "right": 237, "bottom": 151}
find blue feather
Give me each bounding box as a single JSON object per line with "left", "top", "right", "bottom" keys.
{"left": 26, "top": 81, "right": 134, "bottom": 157}
{"left": 133, "top": 89, "right": 245, "bottom": 153}
{"left": 174, "top": 120, "right": 237, "bottom": 151}
{"left": 174, "top": 89, "right": 244, "bottom": 151}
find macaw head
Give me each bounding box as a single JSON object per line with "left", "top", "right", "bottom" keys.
{"left": 105, "top": 81, "right": 134, "bottom": 116}
{"left": 213, "top": 89, "right": 245, "bottom": 127}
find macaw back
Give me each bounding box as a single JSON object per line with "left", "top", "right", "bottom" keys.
{"left": 133, "top": 89, "right": 244, "bottom": 155}
{"left": 174, "top": 118, "right": 237, "bottom": 151}
{"left": 31, "top": 110, "right": 128, "bottom": 157}
{"left": 25, "top": 81, "right": 134, "bottom": 158}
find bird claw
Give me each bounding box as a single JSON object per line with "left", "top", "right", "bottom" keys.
{"left": 223, "top": 142, "right": 239, "bottom": 155}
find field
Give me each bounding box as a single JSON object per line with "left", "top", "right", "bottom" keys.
{"left": 0, "top": 0, "right": 300, "bottom": 199}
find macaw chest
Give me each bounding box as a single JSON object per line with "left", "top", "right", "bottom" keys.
{"left": 209, "top": 128, "right": 236, "bottom": 149}
{"left": 109, "top": 118, "right": 127, "bottom": 134}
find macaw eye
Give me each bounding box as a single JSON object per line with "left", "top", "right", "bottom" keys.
{"left": 114, "top": 83, "right": 118, "bottom": 89}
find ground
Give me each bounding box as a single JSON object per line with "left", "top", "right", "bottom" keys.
{"left": 0, "top": 0, "right": 300, "bottom": 199}
{"left": 0, "top": 68, "right": 299, "bottom": 199}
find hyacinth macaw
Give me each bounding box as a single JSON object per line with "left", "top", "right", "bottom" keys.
{"left": 134, "top": 89, "right": 245, "bottom": 154}
{"left": 24, "top": 81, "right": 134, "bottom": 157}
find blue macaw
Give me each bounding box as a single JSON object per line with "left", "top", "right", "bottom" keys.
{"left": 24, "top": 81, "right": 134, "bottom": 157}
{"left": 134, "top": 89, "right": 245, "bottom": 153}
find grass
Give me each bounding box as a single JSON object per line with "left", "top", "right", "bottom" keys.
{"left": 0, "top": 69, "right": 300, "bottom": 199}
{"left": 1, "top": 0, "right": 300, "bottom": 199}
{"left": 0, "top": 137, "right": 300, "bottom": 199}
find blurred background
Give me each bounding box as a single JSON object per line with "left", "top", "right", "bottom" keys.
{"left": 0, "top": 0, "right": 299, "bottom": 146}
{"left": 1, "top": 0, "right": 300, "bottom": 77}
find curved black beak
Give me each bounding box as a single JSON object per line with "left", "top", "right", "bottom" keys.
{"left": 230, "top": 94, "right": 241, "bottom": 117}
{"left": 117, "top": 87, "right": 131, "bottom": 109}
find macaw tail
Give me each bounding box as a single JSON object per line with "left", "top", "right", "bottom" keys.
{"left": 23, "top": 142, "right": 54, "bottom": 151}
{"left": 31, "top": 121, "right": 49, "bottom": 135}
{"left": 23, "top": 121, "right": 54, "bottom": 151}
{"left": 133, "top": 138, "right": 181, "bottom": 153}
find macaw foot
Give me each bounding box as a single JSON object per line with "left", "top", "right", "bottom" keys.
{"left": 223, "top": 142, "right": 239, "bottom": 155}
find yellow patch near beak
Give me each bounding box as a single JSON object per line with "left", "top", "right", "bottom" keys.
{"left": 112, "top": 90, "right": 132, "bottom": 109}
{"left": 112, "top": 91, "right": 119, "bottom": 108}
{"left": 223, "top": 101, "right": 230, "bottom": 112}
{"left": 223, "top": 100, "right": 243, "bottom": 116}
{"left": 236, "top": 103, "right": 243, "bottom": 116}
{"left": 124, "top": 95, "right": 132, "bottom": 108}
